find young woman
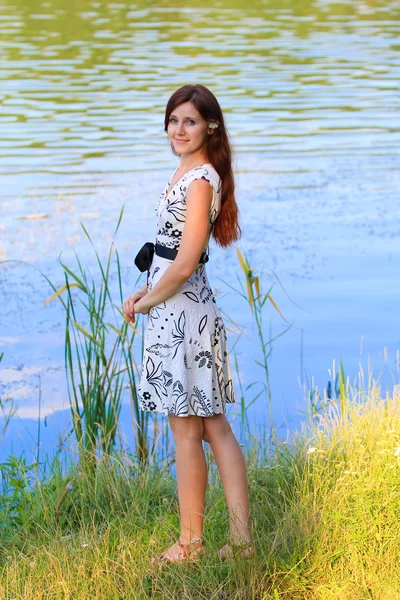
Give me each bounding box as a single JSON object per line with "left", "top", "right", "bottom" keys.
{"left": 122, "top": 84, "right": 254, "bottom": 564}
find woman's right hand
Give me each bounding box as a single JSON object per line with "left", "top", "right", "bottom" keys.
{"left": 122, "top": 285, "right": 148, "bottom": 324}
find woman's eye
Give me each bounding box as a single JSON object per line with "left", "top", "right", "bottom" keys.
{"left": 169, "top": 118, "right": 195, "bottom": 124}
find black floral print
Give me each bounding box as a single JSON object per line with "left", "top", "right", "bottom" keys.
{"left": 194, "top": 350, "right": 213, "bottom": 368}
{"left": 137, "top": 164, "right": 235, "bottom": 417}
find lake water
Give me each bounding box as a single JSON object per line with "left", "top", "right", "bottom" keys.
{"left": 1, "top": 0, "right": 399, "bottom": 462}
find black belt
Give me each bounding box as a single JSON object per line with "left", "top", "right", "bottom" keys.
{"left": 134, "top": 241, "right": 209, "bottom": 272}
{"left": 155, "top": 243, "right": 209, "bottom": 264}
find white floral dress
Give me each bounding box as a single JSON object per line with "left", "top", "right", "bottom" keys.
{"left": 137, "top": 163, "right": 236, "bottom": 417}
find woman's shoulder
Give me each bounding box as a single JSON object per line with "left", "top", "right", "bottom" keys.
{"left": 203, "top": 162, "right": 220, "bottom": 179}
{"left": 188, "top": 163, "right": 221, "bottom": 190}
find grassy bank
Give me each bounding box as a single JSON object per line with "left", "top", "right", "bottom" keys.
{"left": 1, "top": 381, "right": 399, "bottom": 599}
{"left": 1, "top": 218, "right": 399, "bottom": 597}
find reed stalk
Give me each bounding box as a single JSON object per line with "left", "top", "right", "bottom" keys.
{"left": 42, "top": 207, "right": 151, "bottom": 475}
{"left": 219, "top": 249, "right": 293, "bottom": 431}
{"left": 0, "top": 352, "right": 18, "bottom": 446}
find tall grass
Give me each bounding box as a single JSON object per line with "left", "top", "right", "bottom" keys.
{"left": 0, "top": 369, "right": 399, "bottom": 599}
{"left": 40, "top": 212, "right": 126, "bottom": 475}
{"left": 40, "top": 208, "right": 164, "bottom": 474}
{"left": 221, "top": 249, "right": 293, "bottom": 433}
{"left": 0, "top": 352, "right": 18, "bottom": 446}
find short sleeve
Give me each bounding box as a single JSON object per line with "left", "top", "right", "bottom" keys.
{"left": 185, "top": 165, "right": 222, "bottom": 226}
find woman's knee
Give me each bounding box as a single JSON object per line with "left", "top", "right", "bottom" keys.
{"left": 168, "top": 414, "right": 204, "bottom": 443}
{"left": 203, "top": 414, "right": 231, "bottom": 444}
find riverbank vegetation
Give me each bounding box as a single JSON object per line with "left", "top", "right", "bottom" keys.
{"left": 1, "top": 380, "right": 399, "bottom": 599}
{"left": 1, "top": 216, "right": 399, "bottom": 598}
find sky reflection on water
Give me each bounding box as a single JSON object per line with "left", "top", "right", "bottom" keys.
{"left": 1, "top": 0, "right": 399, "bottom": 461}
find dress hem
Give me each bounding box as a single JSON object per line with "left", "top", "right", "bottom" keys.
{"left": 138, "top": 405, "right": 233, "bottom": 418}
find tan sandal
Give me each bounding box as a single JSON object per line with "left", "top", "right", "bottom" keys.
{"left": 217, "top": 540, "right": 255, "bottom": 560}
{"left": 151, "top": 536, "right": 206, "bottom": 566}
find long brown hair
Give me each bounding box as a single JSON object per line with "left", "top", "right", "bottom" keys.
{"left": 163, "top": 84, "right": 241, "bottom": 248}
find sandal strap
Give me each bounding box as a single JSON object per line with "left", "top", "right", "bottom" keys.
{"left": 178, "top": 536, "right": 203, "bottom": 547}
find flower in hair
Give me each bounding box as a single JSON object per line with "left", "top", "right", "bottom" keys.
{"left": 207, "top": 119, "right": 219, "bottom": 129}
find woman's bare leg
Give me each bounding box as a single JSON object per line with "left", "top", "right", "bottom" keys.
{"left": 154, "top": 414, "right": 207, "bottom": 561}
{"left": 203, "top": 414, "right": 252, "bottom": 545}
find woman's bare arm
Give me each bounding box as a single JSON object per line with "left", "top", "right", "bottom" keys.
{"left": 136, "top": 178, "right": 213, "bottom": 312}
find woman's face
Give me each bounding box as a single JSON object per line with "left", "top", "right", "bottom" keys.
{"left": 167, "top": 101, "right": 210, "bottom": 157}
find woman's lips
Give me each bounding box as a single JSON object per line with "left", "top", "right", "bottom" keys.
{"left": 175, "top": 139, "right": 189, "bottom": 143}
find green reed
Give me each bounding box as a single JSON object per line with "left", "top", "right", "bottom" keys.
{"left": 301, "top": 357, "right": 349, "bottom": 422}
{"left": 0, "top": 353, "right": 18, "bottom": 448}
{"left": 42, "top": 207, "right": 155, "bottom": 474}
{"left": 219, "top": 248, "right": 293, "bottom": 431}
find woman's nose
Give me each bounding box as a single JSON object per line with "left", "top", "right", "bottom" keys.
{"left": 176, "top": 121, "right": 186, "bottom": 134}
